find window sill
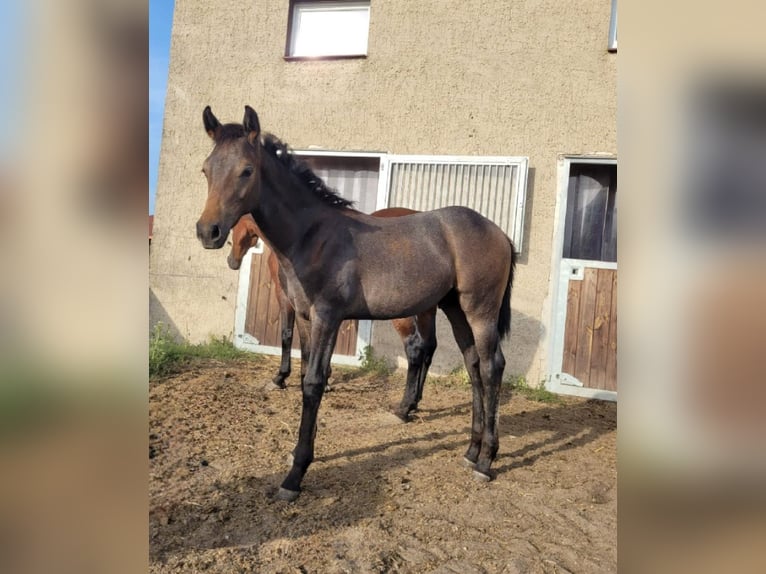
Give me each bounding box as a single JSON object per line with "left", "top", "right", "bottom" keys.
{"left": 283, "top": 54, "right": 367, "bottom": 62}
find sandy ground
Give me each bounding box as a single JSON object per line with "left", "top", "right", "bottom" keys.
{"left": 150, "top": 356, "right": 617, "bottom": 573}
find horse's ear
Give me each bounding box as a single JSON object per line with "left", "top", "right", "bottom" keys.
{"left": 203, "top": 106, "right": 220, "bottom": 140}
{"left": 243, "top": 105, "right": 261, "bottom": 146}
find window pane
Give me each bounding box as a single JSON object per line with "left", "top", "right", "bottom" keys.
{"left": 563, "top": 164, "right": 617, "bottom": 262}
{"left": 303, "top": 155, "right": 380, "bottom": 214}
{"left": 290, "top": 2, "right": 370, "bottom": 57}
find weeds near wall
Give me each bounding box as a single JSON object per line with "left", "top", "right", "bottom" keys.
{"left": 439, "top": 365, "right": 471, "bottom": 387}
{"left": 428, "top": 368, "right": 560, "bottom": 402}
{"left": 505, "top": 375, "right": 560, "bottom": 403}
{"left": 149, "top": 323, "right": 258, "bottom": 378}
{"left": 357, "top": 346, "right": 392, "bottom": 377}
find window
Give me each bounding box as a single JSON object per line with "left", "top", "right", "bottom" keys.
{"left": 299, "top": 153, "right": 382, "bottom": 213}
{"left": 563, "top": 163, "right": 617, "bottom": 262}
{"left": 384, "top": 155, "right": 529, "bottom": 252}
{"left": 286, "top": 1, "right": 371, "bottom": 59}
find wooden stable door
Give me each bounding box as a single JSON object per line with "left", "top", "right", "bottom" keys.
{"left": 243, "top": 244, "right": 359, "bottom": 356}
{"left": 561, "top": 265, "right": 617, "bottom": 391}
{"left": 550, "top": 160, "right": 617, "bottom": 399}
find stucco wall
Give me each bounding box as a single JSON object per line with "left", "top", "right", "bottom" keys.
{"left": 150, "top": 0, "right": 616, "bottom": 383}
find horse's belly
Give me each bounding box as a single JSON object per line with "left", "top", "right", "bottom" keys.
{"left": 357, "top": 266, "right": 452, "bottom": 319}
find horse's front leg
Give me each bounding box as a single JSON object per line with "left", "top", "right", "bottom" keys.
{"left": 295, "top": 314, "right": 311, "bottom": 391}
{"left": 277, "top": 315, "right": 340, "bottom": 501}
{"left": 294, "top": 313, "right": 333, "bottom": 392}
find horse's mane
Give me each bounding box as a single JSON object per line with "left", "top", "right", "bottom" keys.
{"left": 262, "top": 134, "right": 354, "bottom": 209}
{"left": 214, "top": 123, "right": 354, "bottom": 209}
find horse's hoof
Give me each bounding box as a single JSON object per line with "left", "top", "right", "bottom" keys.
{"left": 391, "top": 412, "right": 410, "bottom": 423}
{"left": 472, "top": 470, "right": 492, "bottom": 482}
{"left": 380, "top": 411, "right": 406, "bottom": 425}
{"left": 276, "top": 487, "right": 301, "bottom": 502}
{"left": 286, "top": 452, "right": 294, "bottom": 466}
{"left": 325, "top": 382, "right": 333, "bottom": 393}
{"left": 462, "top": 457, "right": 477, "bottom": 469}
{"left": 264, "top": 381, "right": 286, "bottom": 391}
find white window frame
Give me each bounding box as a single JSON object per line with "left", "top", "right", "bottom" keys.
{"left": 286, "top": 1, "right": 371, "bottom": 59}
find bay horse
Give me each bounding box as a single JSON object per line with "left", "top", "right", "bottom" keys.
{"left": 196, "top": 106, "right": 516, "bottom": 501}
{"left": 227, "top": 209, "right": 438, "bottom": 420}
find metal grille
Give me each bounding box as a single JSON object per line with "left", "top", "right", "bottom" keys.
{"left": 386, "top": 156, "right": 528, "bottom": 251}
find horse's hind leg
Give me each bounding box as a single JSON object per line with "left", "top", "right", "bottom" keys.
{"left": 467, "top": 321, "right": 506, "bottom": 481}
{"left": 393, "top": 309, "right": 438, "bottom": 421}
{"left": 438, "top": 297, "right": 484, "bottom": 467}
{"left": 393, "top": 318, "right": 425, "bottom": 421}
{"left": 414, "top": 307, "right": 438, "bottom": 405}
{"left": 271, "top": 299, "right": 295, "bottom": 389}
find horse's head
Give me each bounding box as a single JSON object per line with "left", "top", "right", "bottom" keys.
{"left": 196, "top": 105, "right": 263, "bottom": 249}
{"left": 227, "top": 214, "right": 261, "bottom": 270}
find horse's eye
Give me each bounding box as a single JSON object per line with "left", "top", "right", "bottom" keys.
{"left": 240, "top": 167, "right": 254, "bottom": 178}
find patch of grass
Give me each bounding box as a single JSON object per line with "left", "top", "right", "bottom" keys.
{"left": 357, "top": 346, "right": 393, "bottom": 377}
{"left": 184, "top": 335, "right": 256, "bottom": 362}
{"left": 149, "top": 323, "right": 258, "bottom": 377}
{"left": 505, "top": 375, "right": 560, "bottom": 403}
{"left": 426, "top": 365, "right": 471, "bottom": 388}
{"left": 428, "top": 368, "right": 559, "bottom": 402}
{"left": 446, "top": 365, "right": 471, "bottom": 387}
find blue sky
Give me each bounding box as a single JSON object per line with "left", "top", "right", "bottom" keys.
{"left": 0, "top": 2, "right": 22, "bottom": 158}
{"left": 149, "top": 0, "right": 175, "bottom": 215}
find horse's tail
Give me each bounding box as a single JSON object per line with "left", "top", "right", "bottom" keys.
{"left": 497, "top": 240, "right": 516, "bottom": 340}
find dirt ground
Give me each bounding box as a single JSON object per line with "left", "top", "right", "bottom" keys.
{"left": 150, "top": 356, "right": 617, "bottom": 573}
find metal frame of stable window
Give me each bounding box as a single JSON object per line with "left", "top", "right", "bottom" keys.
{"left": 546, "top": 155, "right": 618, "bottom": 402}
{"left": 232, "top": 150, "right": 529, "bottom": 365}
{"left": 380, "top": 154, "right": 530, "bottom": 252}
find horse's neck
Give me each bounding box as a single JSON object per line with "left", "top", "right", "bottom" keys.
{"left": 251, "top": 153, "right": 339, "bottom": 260}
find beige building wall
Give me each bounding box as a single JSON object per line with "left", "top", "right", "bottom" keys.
{"left": 150, "top": 0, "right": 616, "bottom": 384}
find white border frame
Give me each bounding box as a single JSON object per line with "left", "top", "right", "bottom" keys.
{"left": 545, "top": 155, "right": 618, "bottom": 401}
{"left": 288, "top": 1, "right": 371, "bottom": 58}
{"left": 232, "top": 149, "right": 388, "bottom": 366}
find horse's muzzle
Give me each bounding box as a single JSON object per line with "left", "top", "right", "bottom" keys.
{"left": 196, "top": 220, "right": 227, "bottom": 249}
{"left": 227, "top": 254, "right": 241, "bottom": 270}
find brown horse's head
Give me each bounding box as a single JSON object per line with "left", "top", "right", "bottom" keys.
{"left": 196, "top": 105, "right": 262, "bottom": 249}
{"left": 227, "top": 214, "right": 261, "bottom": 270}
